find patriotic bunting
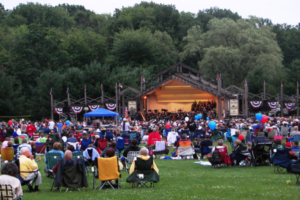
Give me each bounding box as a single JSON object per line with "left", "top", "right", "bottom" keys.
{"left": 125, "top": 107, "right": 128, "bottom": 118}
{"left": 88, "top": 105, "right": 100, "bottom": 111}
{"left": 250, "top": 101, "right": 262, "bottom": 109}
{"left": 54, "top": 108, "right": 63, "bottom": 115}
{"left": 106, "top": 104, "right": 116, "bottom": 111}
{"left": 285, "top": 103, "right": 295, "bottom": 110}
{"left": 267, "top": 102, "right": 279, "bottom": 109}
{"left": 71, "top": 106, "right": 83, "bottom": 114}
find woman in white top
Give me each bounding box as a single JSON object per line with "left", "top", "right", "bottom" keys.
{"left": 0, "top": 163, "right": 23, "bottom": 199}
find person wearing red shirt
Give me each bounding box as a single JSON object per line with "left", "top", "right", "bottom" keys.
{"left": 147, "top": 128, "right": 162, "bottom": 146}
{"left": 26, "top": 122, "right": 36, "bottom": 137}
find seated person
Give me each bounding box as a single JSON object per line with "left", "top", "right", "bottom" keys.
{"left": 35, "top": 133, "right": 47, "bottom": 143}
{"left": 285, "top": 142, "right": 298, "bottom": 160}
{"left": 105, "top": 148, "right": 123, "bottom": 170}
{"left": 123, "top": 139, "right": 140, "bottom": 158}
{"left": 291, "top": 141, "right": 300, "bottom": 150}
{"left": 0, "top": 163, "right": 23, "bottom": 199}
{"left": 13, "top": 137, "right": 20, "bottom": 155}
{"left": 208, "top": 139, "right": 229, "bottom": 164}
{"left": 129, "top": 147, "right": 159, "bottom": 175}
{"left": 52, "top": 150, "right": 73, "bottom": 173}
{"left": 273, "top": 139, "right": 284, "bottom": 150}
{"left": 176, "top": 134, "right": 191, "bottom": 148}
{"left": 198, "top": 135, "right": 213, "bottom": 159}
{"left": 142, "top": 131, "right": 149, "bottom": 144}
{"left": 229, "top": 139, "right": 247, "bottom": 166}
{"left": 1, "top": 137, "right": 9, "bottom": 149}
{"left": 18, "top": 147, "right": 42, "bottom": 191}
{"left": 45, "top": 142, "right": 64, "bottom": 168}
{"left": 19, "top": 139, "right": 32, "bottom": 153}
{"left": 147, "top": 128, "right": 162, "bottom": 146}
{"left": 83, "top": 144, "right": 100, "bottom": 166}
{"left": 67, "top": 133, "right": 77, "bottom": 143}
{"left": 101, "top": 141, "right": 119, "bottom": 157}
{"left": 50, "top": 134, "right": 65, "bottom": 151}
{"left": 13, "top": 127, "right": 19, "bottom": 138}
{"left": 80, "top": 133, "right": 92, "bottom": 151}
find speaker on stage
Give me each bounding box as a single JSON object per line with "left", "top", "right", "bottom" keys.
{"left": 63, "top": 101, "right": 70, "bottom": 114}
{"left": 261, "top": 100, "right": 269, "bottom": 112}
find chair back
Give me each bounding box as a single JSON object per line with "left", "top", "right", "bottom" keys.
{"left": 178, "top": 140, "right": 194, "bottom": 156}
{"left": 46, "top": 152, "right": 63, "bottom": 170}
{"left": 97, "top": 157, "right": 120, "bottom": 181}
{"left": 1, "top": 148, "right": 14, "bottom": 162}
{"left": 127, "top": 151, "right": 139, "bottom": 164}
{"left": 292, "top": 149, "right": 300, "bottom": 159}
{"left": 98, "top": 139, "right": 108, "bottom": 151}
{"left": 257, "top": 132, "right": 264, "bottom": 137}
{"left": 164, "top": 128, "right": 171, "bottom": 137}
{"left": 0, "top": 184, "right": 15, "bottom": 200}
{"left": 105, "top": 132, "right": 114, "bottom": 141}
{"left": 268, "top": 130, "right": 276, "bottom": 140}
{"left": 48, "top": 134, "right": 56, "bottom": 140}
{"left": 67, "top": 142, "right": 79, "bottom": 150}
{"left": 194, "top": 130, "right": 204, "bottom": 138}
{"left": 155, "top": 141, "right": 165, "bottom": 151}
{"left": 129, "top": 132, "right": 137, "bottom": 141}
{"left": 72, "top": 151, "right": 84, "bottom": 161}
{"left": 116, "top": 139, "right": 125, "bottom": 150}
{"left": 292, "top": 135, "right": 300, "bottom": 142}
{"left": 35, "top": 143, "right": 46, "bottom": 154}
{"left": 179, "top": 140, "right": 192, "bottom": 148}
{"left": 274, "top": 135, "right": 283, "bottom": 141}
{"left": 135, "top": 157, "right": 153, "bottom": 171}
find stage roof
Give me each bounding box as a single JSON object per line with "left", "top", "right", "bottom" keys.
{"left": 84, "top": 108, "right": 119, "bottom": 117}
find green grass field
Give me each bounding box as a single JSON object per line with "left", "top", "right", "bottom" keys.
{"left": 23, "top": 142, "right": 299, "bottom": 200}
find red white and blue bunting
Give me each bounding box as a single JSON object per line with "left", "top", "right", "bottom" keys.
{"left": 71, "top": 106, "right": 83, "bottom": 114}
{"left": 267, "top": 102, "right": 279, "bottom": 109}
{"left": 285, "top": 103, "right": 295, "bottom": 110}
{"left": 54, "top": 108, "right": 63, "bottom": 115}
{"left": 88, "top": 105, "right": 100, "bottom": 111}
{"left": 105, "top": 104, "right": 116, "bottom": 111}
{"left": 250, "top": 101, "right": 262, "bottom": 109}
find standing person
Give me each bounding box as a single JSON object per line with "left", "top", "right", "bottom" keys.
{"left": 120, "top": 119, "right": 130, "bottom": 135}
{"left": 21, "top": 121, "right": 27, "bottom": 134}
{"left": 57, "top": 120, "right": 63, "bottom": 136}
{"left": 48, "top": 119, "right": 55, "bottom": 131}
{"left": 187, "top": 118, "right": 197, "bottom": 141}
{"left": 26, "top": 122, "right": 36, "bottom": 138}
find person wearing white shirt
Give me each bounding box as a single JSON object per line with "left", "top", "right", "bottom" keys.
{"left": 48, "top": 119, "right": 55, "bottom": 130}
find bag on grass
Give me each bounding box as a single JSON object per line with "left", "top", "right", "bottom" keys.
{"left": 211, "top": 150, "right": 221, "bottom": 164}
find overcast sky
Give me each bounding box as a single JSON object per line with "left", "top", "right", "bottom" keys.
{"left": 3, "top": 0, "right": 300, "bottom": 25}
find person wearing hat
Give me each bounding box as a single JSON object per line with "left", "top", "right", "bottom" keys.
{"left": 285, "top": 142, "right": 298, "bottom": 160}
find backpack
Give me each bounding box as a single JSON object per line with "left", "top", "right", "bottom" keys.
{"left": 211, "top": 149, "right": 221, "bottom": 164}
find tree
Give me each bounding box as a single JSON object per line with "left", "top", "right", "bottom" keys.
{"left": 181, "top": 18, "right": 284, "bottom": 91}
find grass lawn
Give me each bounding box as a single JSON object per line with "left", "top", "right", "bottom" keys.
{"left": 23, "top": 142, "right": 299, "bottom": 200}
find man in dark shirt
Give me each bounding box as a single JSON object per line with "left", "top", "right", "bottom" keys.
{"left": 187, "top": 118, "right": 197, "bottom": 141}
{"left": 199, "top": 135, "right": 213, "bottom": 159}
{"left": 123, "top": 139, "right": 140, "bottom": 157}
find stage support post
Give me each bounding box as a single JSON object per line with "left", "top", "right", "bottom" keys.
{"left": 67, "top": 87, "right": 70, "bottom": 107}
{"left": 115, "top": 83, "right": 118, "bottom": 113}
{"left": 50, "top": 88, "right": 53, "bottom": 119}
{"left": 281, "top": 81, "right": 283, "bottom": 117}
{"left": 122, "top": 94, "right": 125, "bottom": 118}
{"left": 217, "top": 73, "right": 222, "bottom": 120}
{"left": 263, "top": 80, "right": 266, "bottom": 100}
{"left": 84, "top": 85, "right": 87, "bottom": 106}
{"left": 244, "top": 80, "right": 248, "bottom": 117}
{"left": 297, "top": 82, "right": 299, "bottom": 118}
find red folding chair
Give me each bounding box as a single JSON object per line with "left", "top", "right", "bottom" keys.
{"left": 98, "top": 139, "right": 107, "bottom": 151}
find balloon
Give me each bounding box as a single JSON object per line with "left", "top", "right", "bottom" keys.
{"left": 261, "top": 115, "right": 268, "bottom": 123}
{"left": 166, "top": 123, "right": 171, "bottom": 129}
{"left": 198, "top": 114, "right": 202, "bottom": 119}
{"left": 206, "top": 117, "right": 210, "bottom": 120}
{"left": 66, "top": 120, "right": 70, "bottom": 125}
{"left": 238, "top": 134, "right": 244, "bottom": 141}
{"left": 194, "top": 115, "right": 199, "bottom": 120}
{"left": 119, "top": 117, "right": 123, "bottom": 121}
{"left": 208, "top": 121, "right": 216, "bottom": 130}
{"left": 255, "top": 113, "right": 263, "bottom": 121}
{"left": 8, "top": 120, "right": 12, "bottom": 125}
{"left": 185, "top": 117, "right": 189, "bottom": 122}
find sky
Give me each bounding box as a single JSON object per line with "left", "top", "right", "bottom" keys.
{"left": 3, "top": 0, "right": 300, "bottom": 25}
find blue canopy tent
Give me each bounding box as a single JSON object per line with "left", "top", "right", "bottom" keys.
{"left": 84, "top": 108, "right": 119, "bottom": 117}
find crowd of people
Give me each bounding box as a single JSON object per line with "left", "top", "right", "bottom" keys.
{"left": 0, "top": 115, "right": 300, "bottom": 197}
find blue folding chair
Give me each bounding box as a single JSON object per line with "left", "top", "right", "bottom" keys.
{"left": 164, "top": 128, "right": 171, "bottom": 137}
{"left": 105, "top": 132, "right": 114, "bottom": 141}
{"left": 117, "top": 139, "right": 125, "bottom": 153}
{"left": 129, "top": 132, "right": 137, "bottom": 141}
{"left": 292, "top": 135, "right": 300, "bottom": 142}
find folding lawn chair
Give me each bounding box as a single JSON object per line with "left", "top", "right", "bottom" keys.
{"left": 129, "top": 132, "right": 137, "bottom": 141}
{"left": 1, "top": 148, "right": 14, "bottom": 163}
{"left": 291, "top": 161, "right": 300, "bottom": 184}
{"left": 0, "top": 184, "right": 22, "bottom": 200}
{"left": 153, "top": 141, "right": 169, "bottom": 159}
{"left": 105, "top": 132, "right": 114, "bottom": 141}
{"left": 98, "top": 139, "right": 108, "bottom": 151}
{"left": 292, "top": 135, "right": 300, "bottom": 142}
{"left": 116, "top": 139, "right": 125, "bottom": 153}
{"left": 15, "top": 159, "right": 40, "bottom": 192}
{"left": 177, "top": 140, "right": 195, "bottom": 159}
{"left": 271, "top": 149, "right": 292, "bottom": 173}
{"left": 92, "top": 157, "right": 120, "bottom": 190}
{"left": 126, "top": 156, "right": 159, "bottom": 188}
{"left": 45, "top": 152, "right": 63, "bottom": 191}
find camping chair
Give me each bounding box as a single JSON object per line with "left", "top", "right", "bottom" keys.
{"left": 126, "top": 156, "right": 159, "bottom": 188}
{"left": 292, "top": 149, "right": 300, "bottom": 160}
{"left": 1, "top": 148, "right": 14, "bottom": 164}
{"left": 73, "top": 151, "right": 84, "bottom": 161}
{"left": 105, "top": 132, "right": 114, "bottom": 141}
{"left": 194, "top": 130, "right": 204, "bottom": 139}
{"left": 163, "top": 128, "right": 171, "bottom": 137}
{"left": 180, "top": 130, "right": 190, "bottom": 138}
{"left": 274, "top": 135, "right": 283, "bottom": 141}
{"left": 48, "top": 134, "right": 56, "bottom": 140}
{"left": 15, "top": 159, "right": 40, "bottom": 192}
{"left": 92, "top": 157, "right": 120, "bottom": 190}
{"left": 45, "top": 152, "right": 63, "bottom": 191}
{"left": 98, "top": 139, "right": 108, "bottom": 151}
{"left": 291, "top": 161, "right": 300, "bottom": 184}
{"left": 271, "top": 149, "right": 292, "bottom": 173}
{"left": 177, "top": 140, "right": 195, "bottom": 159}
{"left": 125, "top": 151, "right": 140, "bottom": 172}
{"left": 35, "top": 143, "right": 46, "bottom": 154}
{"left": 116, "top": 139, "right": 125, "bottom": 153}
{"left": 153, "top": 141, "right": 169, "bottom": 158}
{"left": 211, "top": 130, "right": 222, "bottom": 141}
{"left": 83, "top": 148, "right": 100, "bottom": 174}
{"left": 129, "top": 132, "right": 137, "bottom": 141}
{"left": 67, "top": 142, "right": 79, "bottom": 151}
{"left": 0, "top": 184, "right": 22, "bottom": 200}
{"left": 267, "top": 130, "right": 276, "bottom": 141}
{"left": 292, "top": 135, "right": 300, "bottom": 142}
{"left": 54, "top": 159, "right": 88, "bottom": 192}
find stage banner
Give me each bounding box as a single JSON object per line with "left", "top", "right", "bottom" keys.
{"left": 71, "top": 106, "right": 83, "bottom": 114}
{"left": 105, "top": 104, "right": 116, "bottom": 111}
{"left": 88, "top": 105, "right": 100, "bottom": 111}
{"left": 128, "top": 101, "right": 137, "bottom": 111}
{"left": 250, "top": 101, "right": 262, "bottom": 109}
{"left": 229, "top": 99, "right": 239, "bottom": 116}
{"left": 267, "top": 102, "right": 278, "bottom": 109}
{"left": 285, "top": 103, "right": 295, "bottom": 110}
{"left": 54, "top": 108, "right": 63, "bottom": 115}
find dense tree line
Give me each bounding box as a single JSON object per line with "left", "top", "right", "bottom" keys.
{"left": 0, "top": 2, "right": 299, "bottom": 119}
